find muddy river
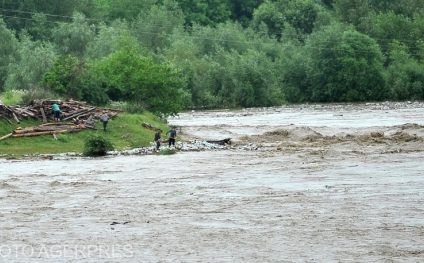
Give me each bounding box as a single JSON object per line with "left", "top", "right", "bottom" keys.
{"left": 1, "top": 102, "right": 423, "bottom": 262}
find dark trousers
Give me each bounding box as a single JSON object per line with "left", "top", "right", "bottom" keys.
{"left": 156, "top": 140, "right": 161, "bottom": 150}
{"left": 102, "top": 121, "right": 108, "bottom": 131}
{"left": 169, "top": 138, "right": 175, "bottom": 146}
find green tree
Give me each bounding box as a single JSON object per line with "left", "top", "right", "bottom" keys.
{"left": 95, "top": 48, "right": 188, "bottom": 115}
{"left": 366, "top": 11, "right": 413, "bottom": 56}
{"left": 27, "top": 13, "right": 52, "bottom": 41}
{"left": 93, "top": 0, "right": 157, "bottom": 21}
{"left": 0, "top": 0, "right": 97, "bottom": 33}
{"left": 230, "top": 0, "right": 263, "bottom": 26}
{"left": 277, "top": 44, "right": 310, "bottom": 103}
{"left": 86, "top": 20, "right": 140, "bottom": 59}
{"left": 5, "top": 34, "right": 57, "bottom": 90}
{"left": 306, "top": 24, "right": 387, "bottom": 102}
{"left": 176, "top": 0, "right": 232, "bottom": 25}
{"left": 368, "top": 0, "right": 424, "bottom": 17}
{"left": 252, "top": 0, "right": 321, "bottom": 39}
{"left": 189, "top": 22, "right": 252, "bottom": 55}
{"left": 51, "top": 12, "right": 95, "bottom": 57}
{"left": 188, "top": 49, "right": 282, "bottom": 108}
{"left": 131, "top": 2, "right": 185, "bottom": 52}
{"left": 387, "top": 41, "right": 424, "bottom": 100}
{"left": 333, "top": 0, "right": 372, "bottom": 30}
{"left": 43, "top": 55, "right": 84, "bottom": 98}
{"left": 0, "top": 18, "right": 18, "bottom": 91}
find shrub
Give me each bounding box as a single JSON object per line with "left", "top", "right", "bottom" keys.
{"left": 83, "top": 135, "right": 114, "bottom": 157}
{"left": 159, "top": 148, "right": 176, "bottom": 155}
{"left": 21, "top": 88, "right": 59, "bottom": 105}
{"left": 0, "top": 89, "right": 26, "bottom": 105}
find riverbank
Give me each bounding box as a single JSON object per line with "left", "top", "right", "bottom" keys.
{"left": 0, "top": 112, "right": 169, "bottom": 156}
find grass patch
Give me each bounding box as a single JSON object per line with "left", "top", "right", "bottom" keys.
{"left": 0, "top": 112, "right": 169, "bottom": 155}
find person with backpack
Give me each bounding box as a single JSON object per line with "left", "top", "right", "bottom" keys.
{"left": 166, "top": 127, "right": 177, "bottom": 147}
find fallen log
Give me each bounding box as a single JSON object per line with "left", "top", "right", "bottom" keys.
{"left": 63, "top": 107, "right": 96, "bottom": 121}
{"left": 40, "top": 107, "right": 47, "bottom": 123}
{"left": 0, "top": 133, "right": 12, "bottom": 141}
{"left": 41, "top": 122, "right": 74, "bottom": 126}
{"left": 11, "top": 112, "right": 20, "bottom": 123}
{"left": 12, "top": 129, "right": 68, "bottom": 138}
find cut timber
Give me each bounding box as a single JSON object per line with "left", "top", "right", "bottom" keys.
{"left": 12, "top": 112, "right": 20, "bottom": 123}
{"left": 206, "top": 138, "right": 232, "bottom": 145}
{"left": 0, "top": 133, "right": 12, "bottom": 141}
{"left": 12, "top": 130, "right": 68, "bottom": 138}
{"left": 41, "top": 122, "right": 74, "bottom": 126}
{"left": 63, "top": 107, "right": 96, "bottom": 121}
{"left": 40, "top": 107, "right": 47, "bottom": 123}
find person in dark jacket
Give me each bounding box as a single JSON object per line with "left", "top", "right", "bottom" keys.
{"left": 166, "top": 127, "right": 177, "bottom": 147}
{"left": 154, "top": 129, "right": 162, "bottom": 151}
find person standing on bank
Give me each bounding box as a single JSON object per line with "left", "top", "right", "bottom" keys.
{"left": 51, "top": 103, "right": 61, "bottom": 122}
{"left": 100, "top": 112, "right": 109, "bottom": 132}
{"left": 154, "top": 129, "right": 162, "bottom": 151}
{"left": 166, "top": 127, "right": 177, "bottom": 147}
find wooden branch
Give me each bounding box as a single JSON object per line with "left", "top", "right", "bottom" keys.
{"left": 12, "top": 129, "right": 68, "bottom": 138}
{"left": 40, "top": 107, "right": 47, "bottom": 123}
{"left": 63, "top": 107, "right": 96, "bottom": 121}
{"left": 12, "top": 112, "right": 20, "bottom": 123}
{"left": 0, "top": 133, "right": 12, "bottom": 141}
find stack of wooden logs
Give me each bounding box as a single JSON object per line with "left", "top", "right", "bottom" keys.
{"left": 0, "top": 99, "right": 120, "bottom": 124}
{"left": 0, "top": 99, "right": 121, "bottom": 140}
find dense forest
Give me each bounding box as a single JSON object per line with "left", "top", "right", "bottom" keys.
{"left": 1, "top": 0, "right": 423, "bottom": 114}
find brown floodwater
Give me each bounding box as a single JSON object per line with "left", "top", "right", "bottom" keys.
{"left": 0, "top": 102, "right": 423, "bottom": 262}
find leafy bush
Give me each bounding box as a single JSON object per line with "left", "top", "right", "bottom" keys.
{"left": 0, "top": 90, "right": 26, "bottom": 105}
{"left": 83, "top": 135, "right": 114, "bottom": 157}
{"left": 159, "top": 148, "right": 177, "bottom": 155}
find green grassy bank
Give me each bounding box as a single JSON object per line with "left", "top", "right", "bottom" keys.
{"left": 0, "top": 112, "right": 169, "bottom": 156}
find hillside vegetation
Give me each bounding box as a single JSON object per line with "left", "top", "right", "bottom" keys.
{"left": 0, "top": 0, "right": 423, "bottom": 112}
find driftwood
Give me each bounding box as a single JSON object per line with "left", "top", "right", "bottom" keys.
{"left": 206, "top": 138, "right": 232, "bottom": 145}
